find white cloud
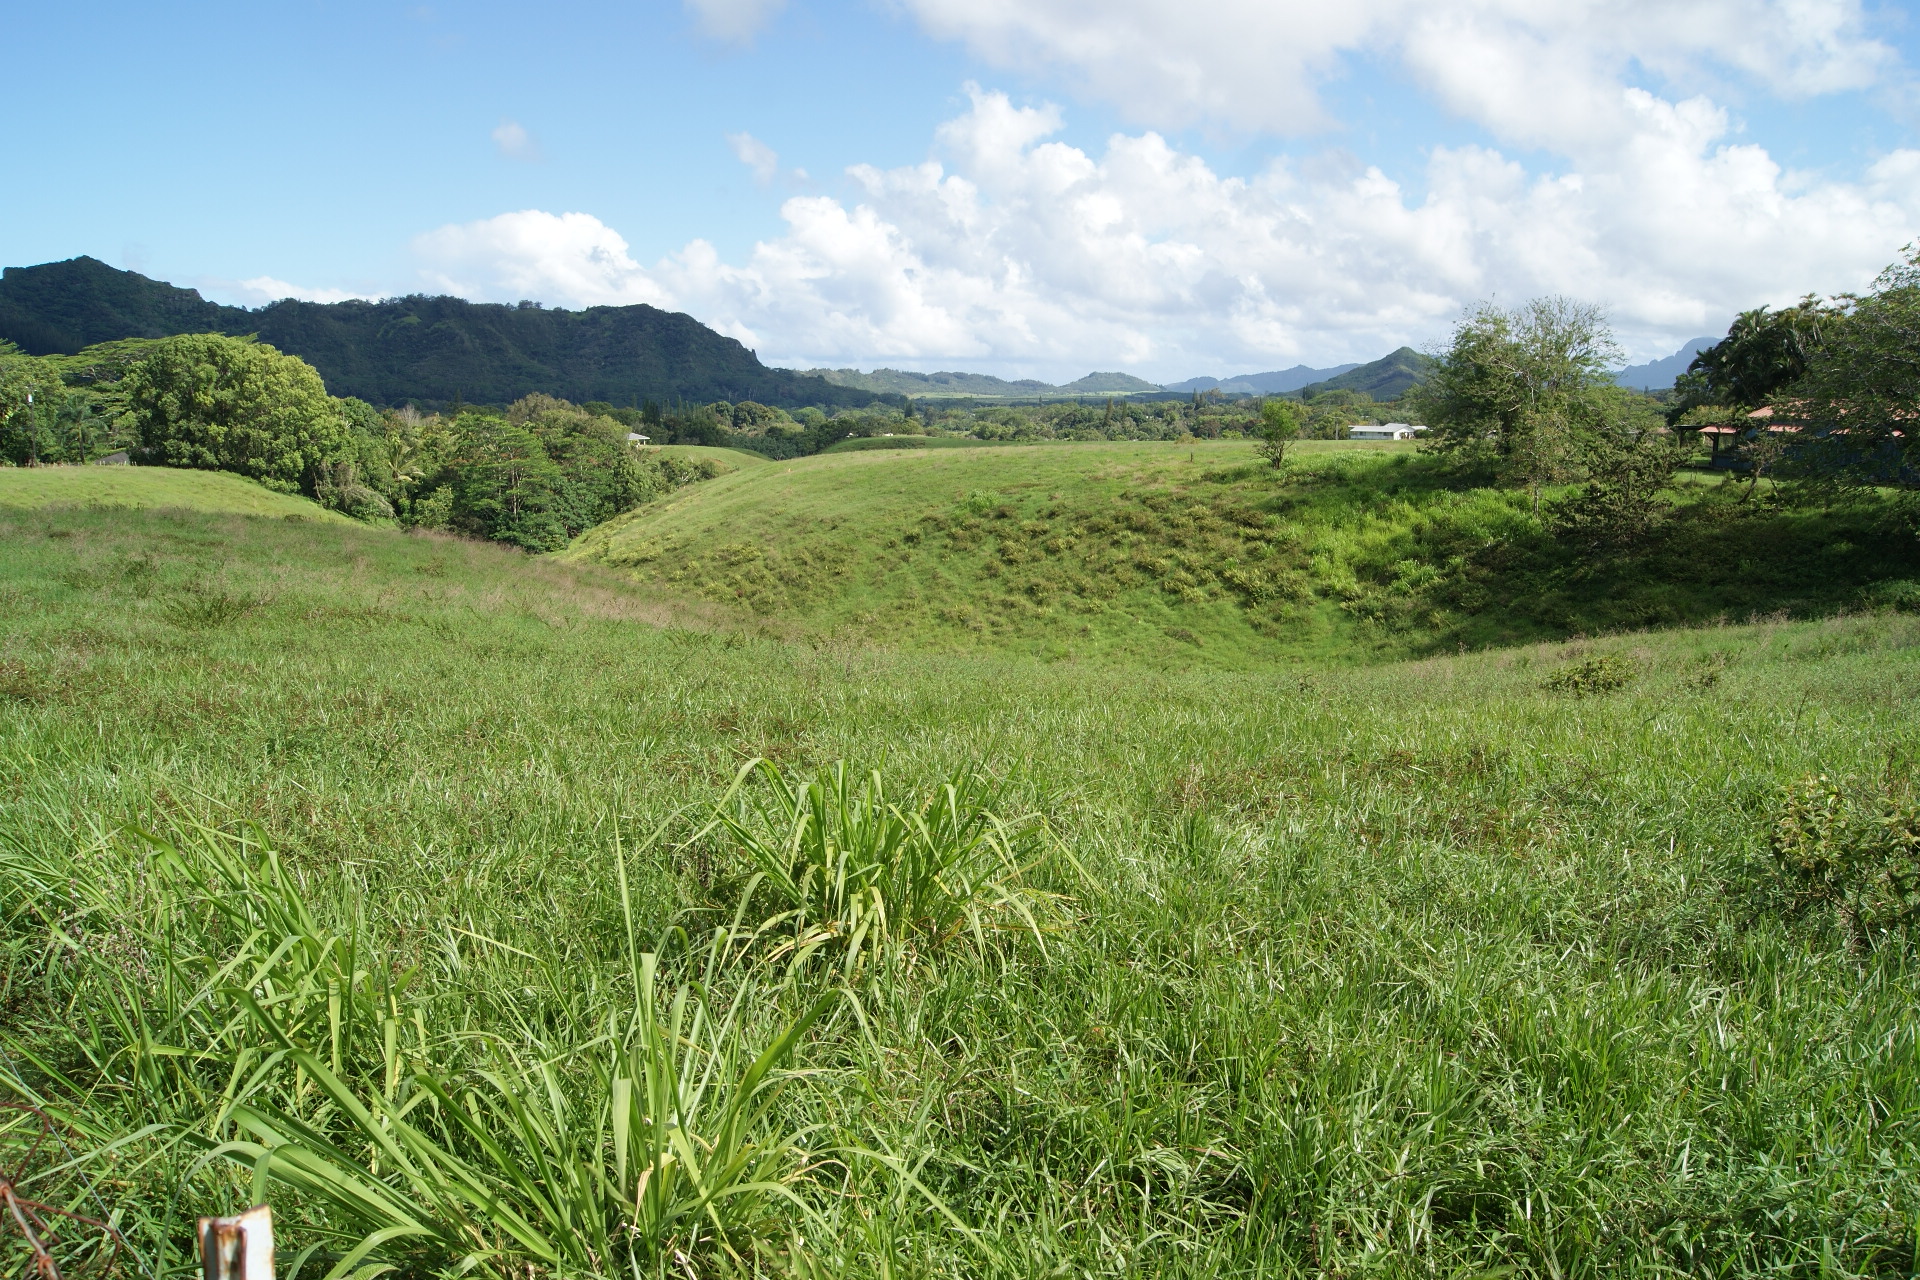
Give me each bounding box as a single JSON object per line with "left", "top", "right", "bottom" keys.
{"left": 408, "top": 84, "right": 1920, "bottom": 379}
{"left": 492, "top": 119, "right": 542, "bottom": 162}
{"left": 894, "top": 0, "right": 1898, "bottom": 146}
{"left": 727, "top": 131, "right": 781, "bottom": 185}
{"left": 228, "top": 276, "right": 377, "bottom": 306}
{"left": 685, "top": 0, "right": 784, "bottom": 43}
{"left": 412, "top": 211, "right": 671, "bottom": 308}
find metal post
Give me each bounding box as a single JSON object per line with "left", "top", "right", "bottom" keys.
{"left": 198, "top": 1206, "right": 273, "bottom": 1280}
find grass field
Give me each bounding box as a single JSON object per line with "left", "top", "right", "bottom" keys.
{"left": 0, "top": 465, "right": 353, "bottom": 520}
{"left": 646, "top": 444, "right": 775, "bottom": 469}
{"left": 569, "top": 440, "right": 1920, "bottom": 666}
{"left": 3, "top": 498, "right": 1917, "bottom": 1279}
{"left": 820, "top": 435, "right": 1020, "bottom": 453}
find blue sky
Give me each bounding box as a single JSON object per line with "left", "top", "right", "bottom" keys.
{"left": 7, "top": 0, "right": 1920, "bottom": 381}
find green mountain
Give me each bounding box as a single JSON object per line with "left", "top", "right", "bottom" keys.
{"left": 0, "top": 256, "right": 886, "bottom": 411}
{"left": 1298, "top": 346, "right": 1435, "bottom": 400}
{"left": 1057, "top": 371, "right": 1161, "bottom": 394}
{"left": 806, "top": 366, "right": 1161, "bottom": 399}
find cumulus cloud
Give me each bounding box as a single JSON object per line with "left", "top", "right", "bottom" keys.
{"left": 407, "top": 83, "right": 1920, "bottom": 379}
{"left": 895, "top": 0, "right": 1898, "bottom": 145}
{"left": 228, "top": 276, "right": 377, "bottom": 306}
{"left": 492, "top": 119, "right": 542, "bottom": 162}
{"left": 727, "top": 131, "right": 781, "bottom": 185}
{"left": 685, "top": 0, "right": 784, "bottom": 43}
{"left": 412, "top": 210, "right": 670, "bottom": 308}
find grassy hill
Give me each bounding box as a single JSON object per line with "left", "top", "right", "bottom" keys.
{"left": 0, "top": 465, "right": 354, "bottom": 520}
{"left": 644, "top": 443, "right": 774, "bottom": 470}
{"left": 567, "top": 439, "right": 1920, "bottom": 665}
{"left": 3, "top": 497, "right": 1917, "bottom": 1276}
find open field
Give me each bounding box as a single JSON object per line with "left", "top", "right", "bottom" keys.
{"left": 0, "top": 465, "right": 353, "bottom": 520}
{"left": 3, "top": 500, "right": 1917, "bottom": 1278}
{"left": 569, "top": 440, "right": 1920, "bottom": 666}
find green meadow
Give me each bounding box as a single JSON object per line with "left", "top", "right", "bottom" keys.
{"left": 0, "top": 466, "right": 353, "bottom": 520}
{"left": 1, "top": 455, "right": 1917, "bottom": 1279}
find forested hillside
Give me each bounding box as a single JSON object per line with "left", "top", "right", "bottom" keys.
{"left": 1297, "top": 345, "right": 1434, "bottom": 399}
{"left": 0, "top": 257, "right": 886, "bottom": 410}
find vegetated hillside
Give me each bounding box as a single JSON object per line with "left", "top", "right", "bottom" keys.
{"left": 5, "top": 497, "right": 1918, "bottom": 1277}
{"left": 1297, "top": 346, "right": 1435, "bottom": 400}
{"left": 0, "top": 256, "right": 885, "bottom": 410}
{"left": 567, "top": 439, "right": 1920, "bottom": 665}
{"left": 0, "top": 466, "right": 353, "bottom": 520}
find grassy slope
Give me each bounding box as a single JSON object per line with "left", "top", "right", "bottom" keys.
{"left": 568, "top": 440, "right": 1920, "bottom": 666}
{"left": 3, "top": 502, "right": 1918, "bottom": 1276}
{"left": 0, "top": 465, "right": 353, "bottom": 520}
{"left": 645, "top": 443, "right": 773, "bottom": 469}
{"left": 821, "top": 434, "right": 1013, "bottom": 453}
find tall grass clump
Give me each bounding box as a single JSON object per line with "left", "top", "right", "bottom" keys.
{"left": 710, "top": 760, "right": 1048, "bottom": 972}
{"left": 7, "top": 823, "right": 830, "bottom": 1279}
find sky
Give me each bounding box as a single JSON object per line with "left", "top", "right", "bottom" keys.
{"left": 6, "top": 0, "right": 1920, "bottom": 383}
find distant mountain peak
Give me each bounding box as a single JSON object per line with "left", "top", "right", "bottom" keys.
{"left": 1611, "top": 337, "right": 1720, "bottom": 390}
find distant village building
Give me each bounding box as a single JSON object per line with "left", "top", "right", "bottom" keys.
{"left": 1699, "top": 407, "right": 1799, "bottom": 468}
{"left": 627, "top": 432, "right": 651, "bottom": 444}
{"left": 1348, "top": 423, "right": 1425, "bottom": 441}
{"left": 93, "top": 451, "right": 130, "bottom": 465}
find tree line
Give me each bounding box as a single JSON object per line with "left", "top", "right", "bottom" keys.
{"left": 1362, "top": 245, "right": 1920, "bottom": 551}
{"left": 638, "top": 385, "right": 1405, "bottom": 456}
{"left": 0, "top": 333, "right": 721, "bottom": 552}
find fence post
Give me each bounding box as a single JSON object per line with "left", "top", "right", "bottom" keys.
{"left": 198, "top": 1206, "right": 272, "bottom": 1280}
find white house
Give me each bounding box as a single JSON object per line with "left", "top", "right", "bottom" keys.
{"left": 1348, "top": 423, "right": 1425, "bottom": 441}
{"left": 627, "top": 432, "right": 651, "bottom": 444}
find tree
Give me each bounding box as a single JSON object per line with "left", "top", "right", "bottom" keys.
{"left": 0, "top": 352, "right": 64, "bottom": 466}
{"left": 1667, "top": 297, "right": 1838, "bottom": 422}
{"left": 1256, "top": 398, "right": 1303, "bottom": 469}
{"left": 1553, "top": 390, "right": 1690, "bottom": 548}
{"left": 124, "top": 334, "right": 353, "bottom": 494}
{"left": 1785, "top": 249, "right": 1920, "bottom": 489}
{"left": 446, "top": 414, "right": 568, "bottom": 551}
{"left": 1305, "top": 389, "right": 1374, "bottom": 439}
{"left": 1414, "top": 298, "right": 1622, "bottom": 512}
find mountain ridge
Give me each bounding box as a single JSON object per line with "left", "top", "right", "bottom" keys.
{"left": 0, "top": 256, "right": 888, "bottom": 411}
{"left": 805, "top": 366, "right": 1163, "bottom": 398}
{"left": 1163, "top": 363, "right": 1362, "bottom": 395}
{"left": 1612, "top": 337, "right": 1719, "bottom": 390}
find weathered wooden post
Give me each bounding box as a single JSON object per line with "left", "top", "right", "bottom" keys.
{"left": 198, "top": 1206, "right": 273, "bottom": 1280}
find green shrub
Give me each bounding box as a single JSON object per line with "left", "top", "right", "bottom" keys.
{"left": 1541, "top": 653, "right": 1635, "bottom": 695}
{"left": 1865, "top": 579, "right": 1920, "bottom": 613}
{"left": 1771, "top": 774, "right": 1920, "bottom": 954}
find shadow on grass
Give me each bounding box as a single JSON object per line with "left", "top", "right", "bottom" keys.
{"left": 1383, "top": 481, "right": 1920, "bottom": 651}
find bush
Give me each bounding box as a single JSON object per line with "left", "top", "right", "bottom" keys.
{"left": 1771, "top": 774, "right": 1920, "bottom": 954}
{"left": 1541, "top": 654, "right": 1635, "bottom": 695}
{"left": 124, "top": 335, "right": 353, "bottom": 495}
